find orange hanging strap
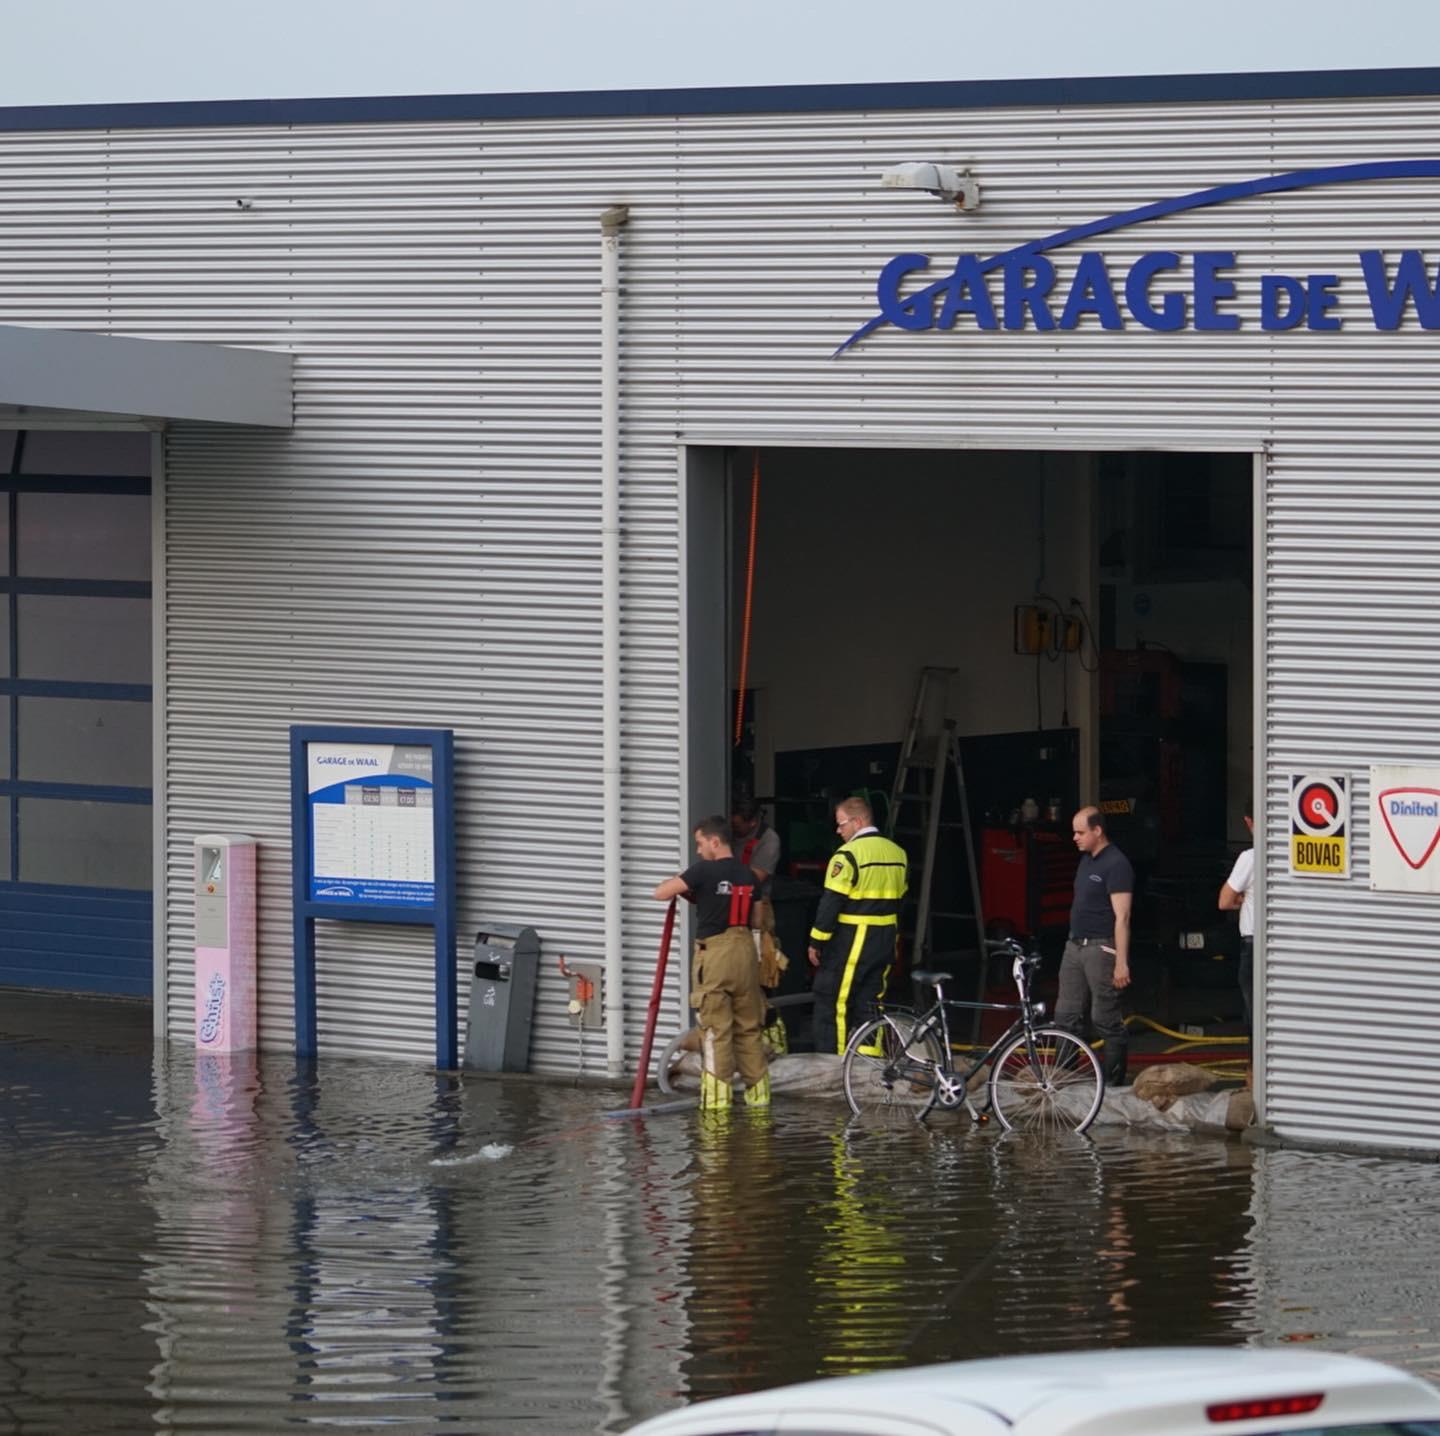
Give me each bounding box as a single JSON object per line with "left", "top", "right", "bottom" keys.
{"left": 734, "top": 451, "right": 760, "bottom": 747}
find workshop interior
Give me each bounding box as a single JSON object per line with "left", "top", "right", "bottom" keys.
{"left": 711, "top": 445, "right": 1254, "bottom": 1029}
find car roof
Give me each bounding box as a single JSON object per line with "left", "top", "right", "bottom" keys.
{"left": 870, "top": 1346, "right": 1440, "bottom": 1417}
{"left": 626, "top": 1347, "right": 1440, "bottom": 1436}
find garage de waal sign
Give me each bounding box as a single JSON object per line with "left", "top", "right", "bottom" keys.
{"left": 837, "top": 160, "right": 1440, "bottom": 354}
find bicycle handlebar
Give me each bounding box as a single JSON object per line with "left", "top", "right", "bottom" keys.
{"left": 983, "top": 937, "right": 1023, "bottom": 955}
{"left": 985, "top": 937, "right": 1041, "bottom": 964}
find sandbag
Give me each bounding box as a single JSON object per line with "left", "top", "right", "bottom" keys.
{"left": 1132, "top": 1061, "right": 1221, "bottom": 1111}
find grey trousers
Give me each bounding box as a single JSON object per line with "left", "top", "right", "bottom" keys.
{"left": 1055, "top": 939, "right": 1128, "bottom": 1075}
{"left": 1237, "top": 936, "right": 1254, "bottom": 1033}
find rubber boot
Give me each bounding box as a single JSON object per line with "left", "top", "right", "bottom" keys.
{"left": 743, "top": 1072, "right": 771, "bottom": 1108}
{"left": 1102, "top": 1041, "right": 1128, "bottom": 1091}
{"left": 699, "top": 1069, "right": 733, "bottom": 1110}
{"left": 761, "top": 1015, "right": 788, "bottom": 1056}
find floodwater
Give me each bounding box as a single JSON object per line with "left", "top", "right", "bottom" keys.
{"left": 5, "top": 994, "right": 1440, "bottom": 1434}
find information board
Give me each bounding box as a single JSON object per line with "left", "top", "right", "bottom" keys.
{"left": 289, "top": 725, "right": 456, "bottom": 1067}
{"left": 306, "top": 742, "right": 436, "bottom": 906}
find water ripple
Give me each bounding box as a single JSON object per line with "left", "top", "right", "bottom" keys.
{"left": 5, "top": 997, "right": 1440, "bottom": 1433}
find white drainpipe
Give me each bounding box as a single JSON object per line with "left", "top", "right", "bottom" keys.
{"left": 600, "top": 204, "right": 629, "bottom": 1077}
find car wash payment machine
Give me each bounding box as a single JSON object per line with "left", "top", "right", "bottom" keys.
{"left": 194, "top": 834, "right": 257, "bottom": 1052}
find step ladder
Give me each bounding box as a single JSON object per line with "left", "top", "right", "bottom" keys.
{"left": 885, "top": 669, "right": 988, "bottom": 989}
{"left": 884, "top": 666, "right": 954, "bottom": 844}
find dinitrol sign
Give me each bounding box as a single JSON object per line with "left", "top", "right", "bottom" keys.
{"left": 837, "top": 160, "right": 1440, "bottom": 354}
{"left": 1371, "top": 765, "right": 1440, "bottom": 894}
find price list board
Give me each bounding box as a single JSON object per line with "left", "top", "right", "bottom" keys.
{"left": 307, "top": 742, "right": 437, "bottom": 905}
{"left": 290, "top": 726, "right": 456, "bottom": 1066}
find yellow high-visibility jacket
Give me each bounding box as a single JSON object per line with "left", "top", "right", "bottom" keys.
{"left": 808, "top": 830, "right": 908, "bottom": 944}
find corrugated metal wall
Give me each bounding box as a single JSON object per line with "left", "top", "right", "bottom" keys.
{"left": 3, "top": 94, "right": 1440, "bottom": 1143}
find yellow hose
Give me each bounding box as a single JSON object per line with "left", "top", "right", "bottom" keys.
{"left": 948, "top": 1012, "right": 1249, "bottom": 1056}
{"left": 1126, "top": 1013, "right": 1249, "bottom": 1045}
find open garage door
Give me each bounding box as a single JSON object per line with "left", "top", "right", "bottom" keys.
{"left": 687, "top": 444, "right": 1256, "bottom": 1050}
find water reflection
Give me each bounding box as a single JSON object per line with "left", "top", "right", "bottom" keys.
{"left": 5, "top": 993, "right": 1440, "bottom": 1433}
{"left": 1242, "top": 1148, "right": 1440, "bottom": 1380}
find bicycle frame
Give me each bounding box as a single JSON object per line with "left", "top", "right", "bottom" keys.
{"left": 886, "top": 947, "right": 1049, "bottom": 1113}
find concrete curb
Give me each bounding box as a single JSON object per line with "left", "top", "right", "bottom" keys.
{"left": 1241, "top": 1125, "right": 1440, "bottom": 1164}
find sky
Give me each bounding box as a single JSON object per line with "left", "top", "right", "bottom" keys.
{"left": 4, "top": 0, "right": 1440, "bottom": 109}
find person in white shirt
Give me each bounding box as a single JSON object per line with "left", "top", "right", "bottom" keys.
{"left": 1218, "top": 808, "right": 1255, "bottom": 1034}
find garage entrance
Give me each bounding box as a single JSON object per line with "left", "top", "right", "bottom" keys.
{"left": 686, "top": 445, "right": 1256, "bottom": 1033}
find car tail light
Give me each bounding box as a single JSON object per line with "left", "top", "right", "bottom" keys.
{"left": 1206, "top": 1393, "right": 1325, "bottom": 1422}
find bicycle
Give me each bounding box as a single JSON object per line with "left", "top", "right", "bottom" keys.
{"left": 841, "top": 938, "right": 1105, "bottom": 1133}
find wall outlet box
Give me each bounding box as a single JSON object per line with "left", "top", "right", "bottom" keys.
{"left": 565, "top": 962, "right": 603, "bottom": 1028}
{"left": 1013, "top": 604, "right": 1052, "bottom": 655}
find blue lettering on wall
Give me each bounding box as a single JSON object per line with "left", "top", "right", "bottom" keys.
{"left": 1125, "top": 251, "right": 1185, "bottom": 332}
{"left": 1003, "top": 258, "right": 1057, "bottom": 331}
{"left": 837, "top": 159, "right": 1440, "bottom": 354}
{"left": 1059, "top": 253, "right": 1123, "bottom": 330}
{"left": 1260, "top": 274, "right": 1307, "bottom": 331}
{"left": 937, "top": 254, "right": 998, "bottom": 329}
{"left": 1358, "top": 250, "right": 1440, "bottom": 329}
{"left": 1306, "top": 274, "right": 1342, "bottom": 331}
{"left": 1193, "top": 252, "right": 1240, "bottom": 331}
{"left": 876, "top": 252, "right": 937, "bottom": 331}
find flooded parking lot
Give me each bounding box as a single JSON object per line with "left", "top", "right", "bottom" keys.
{"left": 5, "top": 992, "right": 1440, "bottom": 1434}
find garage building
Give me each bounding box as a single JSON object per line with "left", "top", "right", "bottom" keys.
{"left": 1, "top": 66, "right": 1436, "bottom": 1151}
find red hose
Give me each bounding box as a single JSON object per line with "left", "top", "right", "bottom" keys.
{"left": 628, "top": 898, "right": 678, "bottom": 1110}
{"left": 733, "top": 451, "right": 760, "bottom": 747}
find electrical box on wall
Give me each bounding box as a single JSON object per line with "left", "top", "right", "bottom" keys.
{"left": 1015, "top": 604, "right": 1083, "bottom": 655}
{"left": 564, "top": 961, "right": 602, "bottom": 1028}
{"left": 1013, "top": 604, "right": 1053, "bottom": 654}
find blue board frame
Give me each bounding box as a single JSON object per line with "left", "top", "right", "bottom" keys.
{"left": 289, "top": 725, "right": 457, "bottom": 1068}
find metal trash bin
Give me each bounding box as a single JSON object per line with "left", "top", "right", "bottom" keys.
{"left": 463, "top": 924, "right": 540, "bottom": 1072}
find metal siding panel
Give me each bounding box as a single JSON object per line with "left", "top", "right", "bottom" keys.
{"left": 0, "top": 98, "right": 1437, "bottom": 1129}
{"left": 1263, "top": 444, "right": 1440, "bottom": 1151}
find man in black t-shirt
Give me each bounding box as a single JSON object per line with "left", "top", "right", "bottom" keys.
{"left": 654, "top": 815, "right": 770, "bottom": 1110}
{"left": 1056, "top": 806, "right": 1134, "bottom": 1089}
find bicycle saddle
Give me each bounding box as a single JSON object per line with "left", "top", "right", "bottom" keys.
{"left": 909, "top": 969, "right": 949, "bottom": 987}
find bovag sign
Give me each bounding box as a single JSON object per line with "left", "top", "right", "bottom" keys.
{"left": 837, "top": 159, "right": 1440, "bottom": 354}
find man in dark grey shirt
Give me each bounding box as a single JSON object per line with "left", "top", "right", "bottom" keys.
{"left": 1056, "top": 806, "right": 1134, "bottom": 1088}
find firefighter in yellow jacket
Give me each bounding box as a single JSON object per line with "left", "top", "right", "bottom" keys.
{"left": 807, "top": 797, "right": 908, "bottom": 1054}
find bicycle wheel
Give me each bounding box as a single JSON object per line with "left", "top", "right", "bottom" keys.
{"left": 842, "top": 1014, "right": 946, "bottom": 1125}
{"left": 988, "top": 1026, "right": 1104, "bottom": 1134}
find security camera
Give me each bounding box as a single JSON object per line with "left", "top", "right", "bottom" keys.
{"left": 879, "top": 162, "right": 980, "bottom": 212}
{"left": 235, "top": 197, "right": 254, "bottom": 210}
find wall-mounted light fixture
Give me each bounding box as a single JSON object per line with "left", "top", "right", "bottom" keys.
{"left": 879, "top": 162, "right": 981, "bottom": 212}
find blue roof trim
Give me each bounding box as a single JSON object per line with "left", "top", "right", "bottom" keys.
{"left": 3, "top": 67, "right": 1440, "bottom": 132}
